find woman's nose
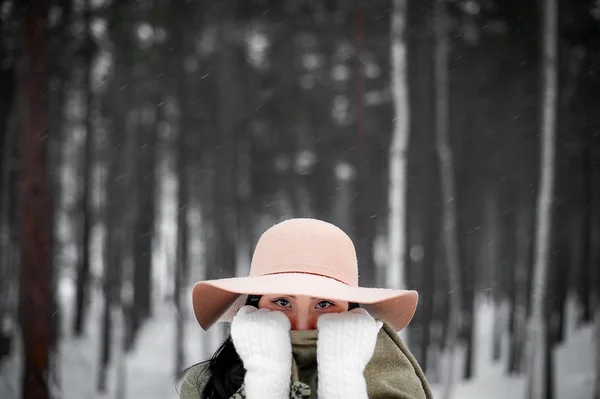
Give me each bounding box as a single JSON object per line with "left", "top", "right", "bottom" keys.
{"left": 291, "top": 313, "right": 318, "bottom": 330}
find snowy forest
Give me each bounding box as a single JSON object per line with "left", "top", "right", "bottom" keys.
{"left": 0, "top": 0, "right": 599, "bottom": 398}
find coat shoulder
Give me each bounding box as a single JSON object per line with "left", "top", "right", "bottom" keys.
{"left": 372, "top": 322, "right": 435, "bottom": 399}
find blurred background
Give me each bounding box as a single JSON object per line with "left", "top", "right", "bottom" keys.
{"left": 1, "top": 0, "right": 599, "bottom": 398}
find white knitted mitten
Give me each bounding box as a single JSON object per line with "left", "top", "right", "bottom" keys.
{"left": 317, "top": 308, "right": 383, "bottom": 399}
{"left": 230, "top": 305, "right": 292, "bottom": 399}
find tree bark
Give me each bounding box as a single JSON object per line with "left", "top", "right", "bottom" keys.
{"left": 462, "top": 240, "right": 476, "bottom": 380}
{"left": 552, "top": 217, "right": 569, "bottom": 344}
{"left": 0, "top": 66, "right": 14, "bottom": 185}
{"left": 17, "top": 1, "right": 55, "bottom": 398}
{"left": 487, "top": 192, "right": 503, "bottom": 362}
{"left": 121, "top": 101, "right": 139, "bottom": 352}
{"left": 433, "top": 0, "right": 463, "bottom": 397}
{"left": 578, "top": 139, "right": 593, "bottom": 325}
{"left": 74, "top": 0, "right": 94, "bottom": 337}
{"left": 593, "top": 127, "right": 600, "bottom": 399}
{"left": 98, "top": 2, "right": 128, "bottom": 384}
{"left": 130, "top": 0, "right": 163, "bottom": 342}
{"left": 525, "top": 0, "right": 558, "bottom": 397}
{"left": 419, "top": 175, "right": 436, "bottom": 374}
{"left": 174, "top": 100, "right": 189, "bottom": 377}
{"left": 388, "top": 0, "right": 410, "bottom": 293}
{"left": 405, "top": 0, "right": 435, "bottom": 366}
{"left": 131, "top": 105, "right": 157, "bottom": 342}
{"left": 591, "top": 89, "right": 600, "bottom": 399}
{"left": 347, "top": 1, "right": 378, "bottom": 289}
{"left": 172, "top": 0, "right": 193, "bottom": 374}
{"left": 98, "top": 97, "right": 126, "bottom": 393}
{"left": 214, "top": 2, "right": 239, "bottom": 283}
{"left": 0, "top": 64, "right": 15, "bottom": 362}
{"left": 5, "top": 111, "right": 19, "bottom": 361}
{"left": 509, "top": 199, "right": 533, "bottom": 374}
{"left": 595, "top": 303, "right": 600, "bottom": 399}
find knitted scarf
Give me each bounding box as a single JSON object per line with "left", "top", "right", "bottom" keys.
{"left": 289, "top": 321, "right": 433, "bottom": 399}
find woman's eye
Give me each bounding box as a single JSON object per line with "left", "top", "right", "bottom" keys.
{"left": 316, "top": 301, "right": 334, "bottom": 309}
{"left": 273, "top": 298, "right": 291, "bottom": 308}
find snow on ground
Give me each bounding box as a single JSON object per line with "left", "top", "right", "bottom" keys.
{"left": 429, "top": 296, "right": 594, "bottom": 399}
{"left": 54, "top": 278, "right": 208, "bottom": 399}
{"left": 0, "top": 280, "right": 595, "bottom": 399}
{"left": 0, "top": 334, "right": 20, "bottom": 399}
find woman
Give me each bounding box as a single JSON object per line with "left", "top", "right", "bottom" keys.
{"left": 179, "top": 218, "right": 433, "bottom": 399}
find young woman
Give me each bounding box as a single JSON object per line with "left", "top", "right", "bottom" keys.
{"left": 179, "top": 218, "right": 433, "bottom": 399}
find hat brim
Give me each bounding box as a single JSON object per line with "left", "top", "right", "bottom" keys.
{"left": 192, "top": 272, "right": 418, "bottom": 332}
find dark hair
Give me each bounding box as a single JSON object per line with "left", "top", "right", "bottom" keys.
{"left": 177, "top": 295, "right": 359, "bottom": 399}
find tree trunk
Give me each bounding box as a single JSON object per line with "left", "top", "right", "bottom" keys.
{"left": 595, "top": 304, "right": 600, "bottom": 399}
{"left": 46, "top": 5, "right": 70, "bottom": 374}
{"left": 578, "top": 140, "right": 593, "bottom": 326}
{"left": 352, "top": 0, "right": 376, "bottom": 288}
{"left": 419, "top": 176, "right": 436, "bottom": 374}
{"left": 121, "top": 106, "right": 139, "bottom": 352}
{"left": 552, "top": 218, "right": 569, "bottom": 344}
{"left": 388, "top": 0, "right": 410, "bottom": 293}
{"left": 545, "top": 313, "right": 555, "bottom": 399}
{"left": 525, "top": 0, "right": 558, "bottom": 397}
{"left": 97, "top": 51, "right": 127, "bottom": 392}
{"left": 509, "top": 200, "right": 533, "bottom": 374}
{"left": 0, "top": 56, "right": 14, "bottom": 194}
{"left": 460, "top": 176, "right": 479, "bottom": 381}
{"left": 18, "top": 2, "right": 55, "bottom": 398}
{"left": 173, "top": 0, "right": 192, "bottom": 374}
{"left": 0, "top": 65, "right": 15, "bottom": 362}
{"left": 97, "top": 279, "right": 113, "bottom": 393}
{"left": 130, "top": 0, "right": 162, "bottom": 341}
{"left": 405, "top": 0, "right": 435, "bottom": 368}
{"left": 174, "top": 115, "right": 189, "bottom": 376}
{"left": 0, "top": 12, "right": 15, "bottom": 190}
{"left": 507, "top": 201, "right": 518, "bottom": 339}
{"left": 433, "top": 0, "right": 463, "bottom": 397}
{"left": 74, "top": 0, "right": 94, "bottom": 337}
{"left": 236, "top": 134, "right": 254, "bottom": 276}
{"left": 114, "top": 305, "right": 127, "bottom": 399}
{"left": 98, "top": 114, "right": 126, "bottom": 392}
{"left": 593, "top": 129, "right": 600, "bottom": 399}
{"left": 214, "top": 4, "right": 239, "bottom": 283}
{"left": 5, "top": 111, "right": 19, "bottom": 360}
{"left": 462, "top": 252, "right": 476, "bottom": 380}
{"left": 0, "top": 74, "right": 14, "bottom": 154}
{"left": 591, "top": 98, "right": 600, "bottom": 399}
{"left": 131, "top": 103, "right": 157, "bottom": 339}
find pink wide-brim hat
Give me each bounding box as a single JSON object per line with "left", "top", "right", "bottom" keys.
{"left": 192, "top": 218, "right": 419, "bottom": 332}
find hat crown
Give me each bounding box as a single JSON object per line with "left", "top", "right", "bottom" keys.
{"left": 249, "top": 218, "right": 359, "bottom": 286}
